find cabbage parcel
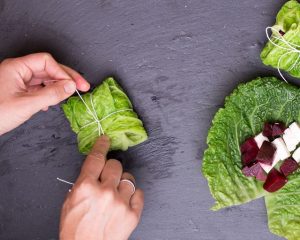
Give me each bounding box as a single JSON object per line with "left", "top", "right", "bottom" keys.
{"left": 261, "top": 0, "right": 300, "bottom": 78}
{"left": 202, "top": 77, "right": 300, "bottom": 240}
{"left": 62, "top": 77, "right": 148, "bottom": 154}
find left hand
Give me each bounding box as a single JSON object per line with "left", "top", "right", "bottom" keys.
{"left": 0, "top": 53, "right": 90, "bottom": 135}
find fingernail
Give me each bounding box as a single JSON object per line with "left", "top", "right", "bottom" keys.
{"left": 84, "top": 82, "right": 91, "bottom": 90}
{"left": 64, "top": 81, "right": 76, "bottom": 94}
{"left": 81, "top": 81, "right": 90, "bottom": 91}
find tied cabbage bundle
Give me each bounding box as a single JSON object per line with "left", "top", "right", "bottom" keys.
{"left": 202, "top": 77, "right": 300, "bottom": 240}
{"left": 261, "top": 0, "right": 300, "bottom": 78}
{"left": 62, "top": 77, "right": 148, "bottom": 154}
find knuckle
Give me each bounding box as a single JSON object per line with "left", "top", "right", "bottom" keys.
{"left": 101, "top": 186, "right": 115, "bottom": 201}
{"left": 76, "top": 178, "right": 95, "bottom": 195}
{"left": 41, "top": 52, "right": 53, "bottom": 60}
{"left": 1, "top": 58, "right": 13, "bottom": 65}
{"left": 88, "top": 151, "right": 105, "bottom": 162}
{"left": 108, "top": 159, "right": 123, "bottom": 170}
{"left": 1, "top": 58, "right": 21, "bottom": 69}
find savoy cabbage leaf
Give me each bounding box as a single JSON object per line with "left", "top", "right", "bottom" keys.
{"left": 261, "top": 0, "right": 300, "bottom": 78}
{"left": 62, "top": 77, "right": 148, "bottom": 154}
{"left": 265, "top": 172, "right": 300, "bottom": 240}
{"left": 202, "top": 77, "right": 300, "bottom": 239}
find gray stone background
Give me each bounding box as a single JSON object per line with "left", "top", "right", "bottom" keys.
{"left": 0, "top": 0, "right": 290, "bottom": 239}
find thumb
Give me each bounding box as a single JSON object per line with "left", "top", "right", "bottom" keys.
{"left": 30, "top": 80, "right": 76, "bottom": 111}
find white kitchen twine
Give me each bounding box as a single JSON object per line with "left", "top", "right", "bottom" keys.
{"left": 50, "top": 80, "right": 133, "bottom": 187}
{"left": 56, "top": 177, "right": 74, "bottom": 186}
{"left": 265, "top": 26, "right": 300, "bottom": 83}
{"left": 43, "top": 79, "right": 133, "bottom": 136}
{"left": 77, "top": 90, "right": 133, "bottom": 135}
{"left": 56, "top": 178, "right": 74, "bottom": 192}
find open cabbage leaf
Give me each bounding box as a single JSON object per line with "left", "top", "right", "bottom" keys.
{"left": 62, "top": 77, "right": 148, "bottom": 154}
{"left": 265, "top": 171, "right": 300, "bottom": 240}
{"left": 261, "top": 0, "right": 300, "bottom": 78}
{"left": 202, "top": 77, "right": 300, "bottom": 210}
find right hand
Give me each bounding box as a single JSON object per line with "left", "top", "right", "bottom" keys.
{"left": 59, "top": 135, "right": 144, "bottom": 240}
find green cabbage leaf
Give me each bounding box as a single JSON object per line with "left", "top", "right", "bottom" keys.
{"left": 62, "top": 77, "right": 148, "bottom": 154}
{"left": 266, "top": 172, "right": 300, "bottom": 240}
{"left": 202, "top": 77, "right": 300, "bottom": 239}
{"left": 261, "top": 0, "right": 300, "bottom": 78}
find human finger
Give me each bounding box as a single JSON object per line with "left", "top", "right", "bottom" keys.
{"left": 60, "top": 64, "right": 90, "bottom": 92}
{"left": 25, "top": 79, "right": 76, "bottom": 111}
{"left": 100, "top": 159, "right": 123, "bottom": 187}
{"left": 118, "top": 172, "right": 136, "bottom": 203}
{"left": 130, "top": 189, "right": 144, "bottom": 219}
{"left": 79, "top": 135, "right": 110, "bottom": 180}
{"left": 16, "top": 53, "right": 71, "bottom": 82}
{"left": 26, "top": 85, "right": 43, "bottom": 92}
{"left": 26, "top": 85, "right": 49, "bottom": 113}
{"left": 14, "top": 53, "right": 88, "bottom": 93}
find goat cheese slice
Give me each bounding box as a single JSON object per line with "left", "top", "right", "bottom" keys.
{"left": 289, "top": 122, "right": 300, "bottom": 142}
{"left": 283, "top": 128, "right": 298, "bottom": 152}
{"left": 292, "top": 147, "right": 300, "bottom": 163}
{"left": 260, "top": 163, "right": 273, "bottom": 173}
{"left": 254, "top": 133, "right": 269, "bottom": 148}
{"left": 272, "top": 138, "right": 290, "bottom": 161}
{"left": 260, "top": 159, "right": 281, "bottom": 174}
{"left": 260, "top": 157, "right": 281, "bottom": 173}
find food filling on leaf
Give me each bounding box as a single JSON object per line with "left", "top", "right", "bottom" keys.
{"left": 240, "top": 122, "right": 300, "bottom": 192}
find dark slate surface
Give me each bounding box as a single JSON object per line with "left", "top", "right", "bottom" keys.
{"left": 0, "top": 0, "right": 289, "bottom": 239}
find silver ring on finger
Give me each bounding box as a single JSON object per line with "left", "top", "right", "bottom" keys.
{"left": 120, "top": 179, "right": 136, "bottom": 195}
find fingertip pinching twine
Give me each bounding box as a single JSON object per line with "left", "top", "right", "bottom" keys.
{"left": 265, "top": 26, "right": 300, "bottom": 83}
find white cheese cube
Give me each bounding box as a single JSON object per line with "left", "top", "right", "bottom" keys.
{"left": 260, "top": 160, "right": 278, "bottom": 173}
{"left": 260, "top": 158, "right": 281, "bottom": 173}
{"left": 259, "top": 162, "right": 273, "bottom": 173}
{"left": 292, "top": 147, "right": 300, "bottom": 163}
{"left": 283, "top": 128, "right": 298, "bottom": 152}
{"left": 254, "top": 133, "right": 269, "bottom": 148}
{"left": 272, "top": 138, "right": 290, "bottom": 161}
{"left": 289, "top": 122, "right": 300, "bottom": 142}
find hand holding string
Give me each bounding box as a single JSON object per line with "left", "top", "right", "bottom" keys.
{"left": 0, "top": 53, "right": 90, "bottom": 135}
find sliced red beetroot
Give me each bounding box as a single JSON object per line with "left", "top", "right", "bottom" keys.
{"left": 280, "top": 158, "right": 299, "bottom": 177}
{"left": 263, "top": 123, "right": 273, "bottom": 138}
{"left": 242, "top": 162, "right": 261, "bottom": 177}
{"left": 241, "top": 138, "right": 258, "bottom": 153}
{"left": 256, "top": 167, "right": 267, "bottom": 182}
{"left": 263, "top": 122, "right": 286, "bottom": 138}
{"left": 256, "top": 141, "right": 276, "bottom": 166}
{"left": 263, "top": 168, "right": 287, "bottom": 193}
{"left": 242, "top": 151, "right": 258, "bottom": 166}
{"left": 240, "top": 138, "right": 259, "bottom": 166}
{"left": 242, "top": 162, "right": 267, "bottom": 181}
{"left": 272, "top": 122, "right": 286, "bottom": 137}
